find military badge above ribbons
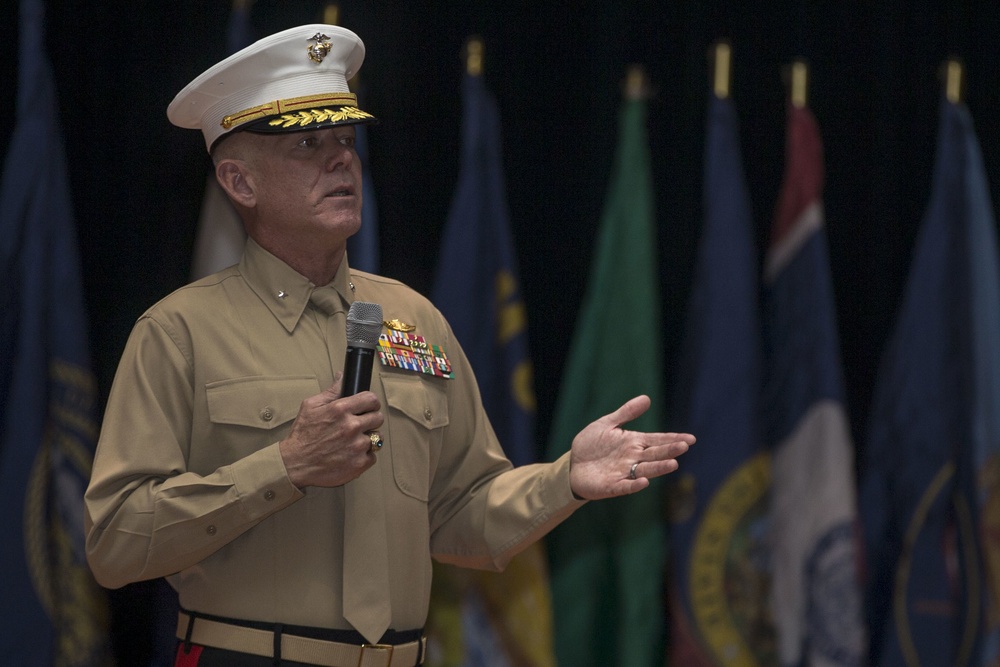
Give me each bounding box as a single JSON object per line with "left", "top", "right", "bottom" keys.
{"left": 378, "top": 325, "right": 453, "bottom": 379}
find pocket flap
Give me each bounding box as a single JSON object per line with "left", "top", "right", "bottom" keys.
{"left": 206, "top": 375, "right": 320, "bottom": 430}
{"left": 380, "top": 372, "right": 449, "bottom": 429}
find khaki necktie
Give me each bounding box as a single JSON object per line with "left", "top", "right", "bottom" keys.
{"left": 310, "top": 287, "right": 391, "bottom": 643}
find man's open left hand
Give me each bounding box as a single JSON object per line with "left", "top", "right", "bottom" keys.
{"left": 568, "top": 395, "right": 695, "bottom": 500}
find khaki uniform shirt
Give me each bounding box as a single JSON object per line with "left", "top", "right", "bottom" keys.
{"left": 85, "top": 239, "right": 584, "bottom": 632}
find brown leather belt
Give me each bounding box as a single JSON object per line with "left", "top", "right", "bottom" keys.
{"left": 176, "top": 611, "right": 425, "bottom": 667}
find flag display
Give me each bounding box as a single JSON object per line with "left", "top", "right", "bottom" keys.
{"left": 763, "top": 103, "right": 865, "bottom": 666}
{"left": 862, "top": 98, "right": 1000, "bottom": 666}
{"left": 666, "top": 93, "right": 773, "bottom": 666}
{"left": 0, "top": 0, "right": 111, "bottom": 664}
{"left": 427, "top": 70, "right": 553, "bottom": 667}
{"left": 544, "top": 81, "right": 666, "bottom": 667}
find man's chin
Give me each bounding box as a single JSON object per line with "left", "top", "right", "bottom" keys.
{"left": 324, "top": 216, "right": 362, "bottom": 239}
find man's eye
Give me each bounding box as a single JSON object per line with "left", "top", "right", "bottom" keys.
{"left": 339, "top": 136, "right": 356, "bottom": 148}
{"left": 297, "top": 136, "right": 318, "bottom": 148}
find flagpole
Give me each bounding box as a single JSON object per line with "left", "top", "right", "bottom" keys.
{"left": 788, "top": 59, "right": 808, "bottom": 109}
{"left": 324, "top": 3, "right": 339, "bottom": 25}
{"left": 325, "top": 4, "right": 360, "bottom": 88}
{"left": 464, "top": 36, "right": 483, "bottom": 76}
{"left": 944, "top": 57, "right": 963, "bottom": 104}
{"left": 711, "top": 40, "right": 731, "bottom": 99}
{"left": 624, "top": 64, "right": 650, "bottom": 101}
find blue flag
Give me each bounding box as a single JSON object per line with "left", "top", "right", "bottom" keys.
{"left": 224, "top": 0, "right": 253, "bottom": 55}
{"left": 667, "top": 94, "right": 773, "bottom": 665}
{"left": 426, "top": 71, "right": 555, "bottom": 667}
{"left": 431, "top": 72, "right": 536, "bottom": 467}
{"left": 862, "top": 98, "right": 1000, "bottom": 666}
{"left": 763, "top": 104, "right": 865, "bottom": 666}
{"left": 0, "top": 0, "right": 111, "bottom": 664}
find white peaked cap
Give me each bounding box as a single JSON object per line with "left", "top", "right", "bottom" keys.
{"left": 167, "top": 24, "right": 376, "bottom": 152}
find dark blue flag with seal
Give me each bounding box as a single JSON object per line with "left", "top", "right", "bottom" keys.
{"left": 0, "top": 0, "right": 112, "bottom": 664}
{"left": 861, "top": 97, "right": 1000, "bottom": 666}
{"left": 667, "top": 93, "right": 774, "bottom": 666}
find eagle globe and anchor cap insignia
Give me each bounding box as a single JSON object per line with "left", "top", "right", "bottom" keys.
{"left": 307, "top": 33, "right": 333, "bottom": 63}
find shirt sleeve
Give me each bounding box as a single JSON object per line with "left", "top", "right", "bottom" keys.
{"left": 84, "top": 315, "right": 303, "bottom": 589}
{"left": 425, "top": 321, "right": 586, "bottom": 571}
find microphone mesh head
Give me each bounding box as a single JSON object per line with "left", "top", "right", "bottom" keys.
{"left": 346, "top": 301, "right": 383, "bottom": 347}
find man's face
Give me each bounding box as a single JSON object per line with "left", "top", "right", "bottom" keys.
{"left": 249, "top": 125, "right": 363, "bottom": 244}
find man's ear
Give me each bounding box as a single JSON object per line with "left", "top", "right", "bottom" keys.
{"left": 215, "top": 160, "right": 256, "bottom": 208}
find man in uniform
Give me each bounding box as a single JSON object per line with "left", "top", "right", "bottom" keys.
{"left": 84, "top": 24, "right": 695, "bottom": 667}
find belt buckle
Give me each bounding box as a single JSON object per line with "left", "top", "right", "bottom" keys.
{"left": 357, "top": 643, "right": 394, "bottom": 667}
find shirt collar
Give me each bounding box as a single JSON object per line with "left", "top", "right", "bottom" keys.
{"left": 239, "top": 238, "right": 356, "bottom": 333}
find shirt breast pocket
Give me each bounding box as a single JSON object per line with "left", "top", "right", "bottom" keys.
{"left": 379, "top": 372, "right": 449, "bottom": 502}
{"left": 201, "top": 376, "right": 320, "bottom": 468}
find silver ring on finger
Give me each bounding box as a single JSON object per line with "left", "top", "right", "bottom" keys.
{"left": 629, "top": 462, "right": 639, "bottom": 480}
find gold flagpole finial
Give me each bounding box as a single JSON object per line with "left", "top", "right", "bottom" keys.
{"left": 789, "top": 59, "right": 808, "bottom": 109}
{"left": 624, "top": 64, "right": 650, "bottom": 101}
{"left": 323, "top": 4, "right": 356, "bottom": 86}
{"left": 944, "top": 57, "right": 964, "bottom": 104}
{"left": 233, "top": 0, "right": 253, "bottom": 11}
{"left": 464, "top": 36, "right": 483, "bottom": 76}
{"left": 324, "top": 3, "right": 339, "bottom": 26}
{"left": 711, "top": 40, "right": 732, "bottom": 99}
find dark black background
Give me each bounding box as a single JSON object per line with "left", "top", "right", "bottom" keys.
{"left": 4, "top": 1, "right": 1000, "bottom": 662}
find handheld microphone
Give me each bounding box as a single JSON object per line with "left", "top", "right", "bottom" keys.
{"left": 342, "top": 301, "right": 383, "bottom": 397}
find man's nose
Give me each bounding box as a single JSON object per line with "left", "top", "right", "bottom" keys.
{"left": 325, "top": 137, "right": 355, "bottom": 171}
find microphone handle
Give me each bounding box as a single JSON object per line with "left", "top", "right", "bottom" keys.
{"left": 342, "top": 345, "right": 376, "bottom": 397}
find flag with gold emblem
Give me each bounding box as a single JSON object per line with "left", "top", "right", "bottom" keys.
{"left": 666, "top": 85, "right": 773, "bottom": 666}
{"left": 862, "top": 94, "right": 1000, "bottom": 667}
{"left": 0, "top": 0, "right": 112, "bottom": 663}
{"left": 427, "top": 61, "right": 554, "bottom": 667}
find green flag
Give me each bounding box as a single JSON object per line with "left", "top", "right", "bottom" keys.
{"left": 545, "top": 76, "right": 665, "bottom": 667}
